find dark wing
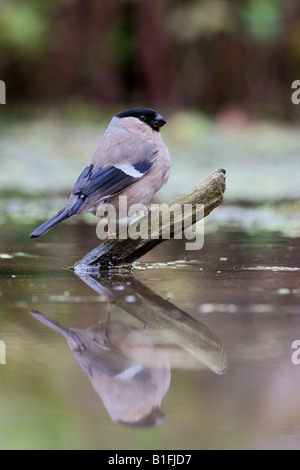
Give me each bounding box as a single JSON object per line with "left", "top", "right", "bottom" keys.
{"left": 30, "top": 160, "right": 153, "bottom": 238}
{"left": 66, "top": 159, "right": 153, "bottom": 213}
{"left": 72, "top": 163, "right": 94, "bottom": 194}
{"left": 30, "top": 310, "right": 134, "bottom": 377}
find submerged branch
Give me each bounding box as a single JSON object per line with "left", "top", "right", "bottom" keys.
{"left": 73, "top": 168, "right": 226, "bottom": 270}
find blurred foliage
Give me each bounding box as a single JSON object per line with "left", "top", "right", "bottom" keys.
{"left": 1, "top": 110, "right": 300, "bottom": 202}
{"left": 168, "top": 0, "right": 236, "bottom": 41}
{"left": 242, "top": 0, "right": 283, "bottom": 42}
{"left": 0, "top": 0, "right": 299, "bottom": 117}
{"left": 0, "top": 1, "right": 48, "bottom": 57}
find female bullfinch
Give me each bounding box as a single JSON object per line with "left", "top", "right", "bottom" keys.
{"left": 30, "top": 108, "right": 171, "bottom": 239}
{"left": 30, "top": 309, "right": 170, "bottom": 427}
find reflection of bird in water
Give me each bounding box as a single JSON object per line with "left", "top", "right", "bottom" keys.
{"left": 31, "top": 309, "right": 170, "bottom": 428}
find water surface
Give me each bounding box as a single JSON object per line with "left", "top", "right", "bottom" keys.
{"left": 0, "top": 222, "right": 300, "bottom": 449}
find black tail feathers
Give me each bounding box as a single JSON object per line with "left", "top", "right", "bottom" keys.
{"left": 30, "top": 208, "right": 69, "bottom": 238}
{"left": 30, "top": 195, "right": 86, "bottom": 239}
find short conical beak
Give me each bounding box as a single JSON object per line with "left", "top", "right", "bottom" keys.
{"left": 153, "top": 114, "right": 167, "bottom": 129}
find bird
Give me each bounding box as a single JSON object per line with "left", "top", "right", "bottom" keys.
{"left": 30, "top": 108, "right": 171, "bottom": 239}
{"left": 30, "top": 309, "right": 171, "bottom": 427}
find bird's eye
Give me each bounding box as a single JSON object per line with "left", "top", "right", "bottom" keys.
{"left": 139, "top": 115, "right": 146, "bottom": 122}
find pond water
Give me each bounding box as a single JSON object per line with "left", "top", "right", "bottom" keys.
{"left": 0, "top": 221, "right": 300, "bottom": 450}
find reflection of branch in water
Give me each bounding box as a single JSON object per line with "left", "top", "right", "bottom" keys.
{"left": 31, "top": 309, "right": 170, "bottom": 428}
{"left": 76, "top": 273, "right": 227, "bottom": 375}
{"left": 31, "top": 274, "right": 226, "bottom": 428}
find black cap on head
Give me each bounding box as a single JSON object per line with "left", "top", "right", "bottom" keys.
{"left": 118, "top": 406, "right": 165, "bottom": 429}
{"left": 116, "top": 108, "right": 166, "bottom": 132}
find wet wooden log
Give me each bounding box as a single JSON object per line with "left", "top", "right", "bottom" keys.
{"left": 73, "top": 168, "right": 226, "bottom": 270}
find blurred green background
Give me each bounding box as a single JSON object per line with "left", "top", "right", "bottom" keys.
{"left": 1, "top": 0, "right": 300, "bottom": 451}
{"left": 1, "top": 0, "right": 300, "bottom": 117}
{"left": 0, "top": 0, "right": 300, "bottom": 236}
{"left": 1, "top": 0, "right": 300, "bottom": 218}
